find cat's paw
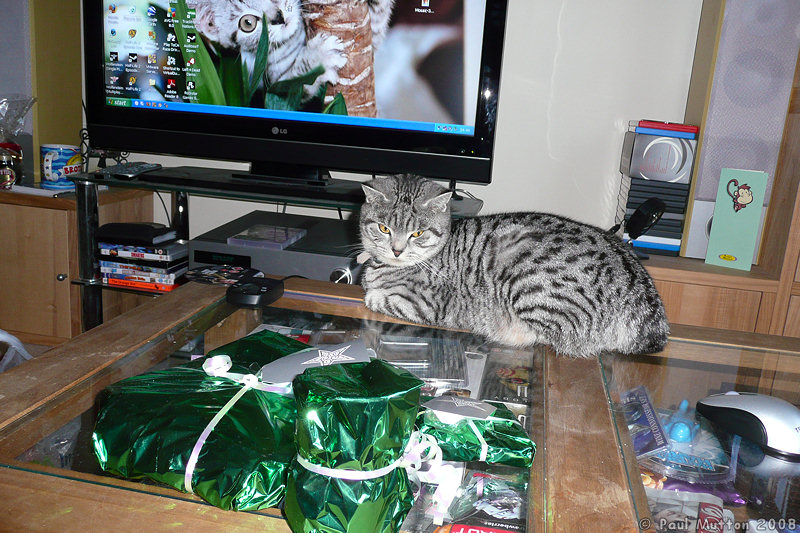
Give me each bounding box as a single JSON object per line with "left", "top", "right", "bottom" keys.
{"left": 303, "top": 34, "right": 347, "bottom": 95}
{"left": 363, "top": 289, "right": 385, "bottom": 313}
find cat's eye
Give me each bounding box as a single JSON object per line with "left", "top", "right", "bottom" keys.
{"left": 378, "top": 224, "right": 391, "bottom": 234}
{"left": 239, "top": 14, "right": 259, "bottom": 33}
{"left": 411, "top": 230, "right": 425, "bottom": 238}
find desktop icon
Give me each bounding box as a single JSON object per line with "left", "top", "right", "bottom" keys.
{"left": 149, "top": 79, "right": 156, "bottom": 86}
{"left": 128, "top": 29, "right": 137, "bottom": 38}
{"left": 186, "top": 81, "right": 196, "bottom": 90}
{"left": 109, "top": 76, "right": 119, "bottom": 84}
{"left": 167, "top": 56, "right": 176, "bottom": 66}
{"left": 167, "top": 79, "right": 176, "bottom": 89}
{"left": 128, "top": 53, "right": 138, "bottom": 63}
{"left": 109, "top": 51, "right": 118, "bottom": 61}
{"left": 186, "top": 57, "right": 195, "bottom": 66}
{"left": 148, "top": 54, "right": 157, "bottom": 64}
{"left": 186, "top": 33, "right": 196, "bottom": 43}
{"left": 422, "top": 0, "right": 430, "bottom": 6}
{"left": 128, "top": 76, "right": 137, "bottom": 86}
{"left": 148, "top": 31, "right": 156, "bottom": 40}
{"left": 166, "top": 33, "right": 177, "bottom": 42}
{"left": 108, "top": 4, "right": 116, "bottom": 13}
{"left": 110, "top": 28, "right": 117, "bottom": 37}
{"left": 147, "top": 6, "right": 156, "bottom": 16}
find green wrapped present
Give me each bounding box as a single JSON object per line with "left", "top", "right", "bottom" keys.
{"left": 284, "top": 359, "right": 425, "bottom": 533}
{"left": 418, "top": 396, "right": 536, "bottom": 468}
{"left": 206, "top": 327, "right": 311, "bottom": 368}
{"left": 93, "top": 329, "right": 308, "bottom": 511}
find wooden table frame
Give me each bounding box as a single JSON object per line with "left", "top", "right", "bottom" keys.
{"left": 0, "top": 278, "right": 679, "bottom": 532}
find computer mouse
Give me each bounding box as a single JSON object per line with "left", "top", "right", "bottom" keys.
{"left": 695, "top": 391, "right": 800, "bottom": 459}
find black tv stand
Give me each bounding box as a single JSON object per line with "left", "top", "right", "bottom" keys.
{"left": 72, "top": 167, "right": 485, "bottom": 332}
{"left": 448, "top": 178, "right": 465, "bottom": 201}
{"left": 235, "top": 161, "right": 333, "bottom": 188}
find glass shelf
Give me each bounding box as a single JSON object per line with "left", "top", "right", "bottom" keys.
{"left": 74, "top": 168, "right": 365, "bottom": 211}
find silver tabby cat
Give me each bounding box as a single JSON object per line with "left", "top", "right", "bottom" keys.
{"left": 359, "top": 175, "right": 669, "bottom": 358}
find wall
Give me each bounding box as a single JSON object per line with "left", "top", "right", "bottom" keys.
{"left": 0, "top": 2, "right": 33, "bottom": 124}
{"left": 124, "top": 1, "right": 702, "bottom": 237}
{"left": 0, "top": 0, "right": 34, "bottom": 177}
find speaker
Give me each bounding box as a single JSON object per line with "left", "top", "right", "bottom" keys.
{"left": 684, "top": 0, "right": 800, "bottom": 256}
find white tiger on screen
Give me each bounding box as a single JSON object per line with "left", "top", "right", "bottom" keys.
{"left": 188, "top": 0, "right": 397, "bottom": 100}
{"left": 188, "top": 0, "right": 345, "bottom": 99}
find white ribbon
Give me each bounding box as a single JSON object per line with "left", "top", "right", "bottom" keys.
{"left": 183, "top": 355, "right": 289, "bottom": 493}
{"left": 202, "top": 355, "right": 292, "bottom": 395}
{"left": 296, "top": 430, "right": 455, "bottom": 524}
{"left": 295, "top": 430, "right": 442, "bottom": 481}
{"left": 467, "top": 420, "right": 489, "bottom": 462}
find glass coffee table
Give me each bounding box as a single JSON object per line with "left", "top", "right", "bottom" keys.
{"left": 601, "top": 327, "right": 800, "bottom": 533}
{"left": 0, "top": 280, "right": 798, "bottom": 532}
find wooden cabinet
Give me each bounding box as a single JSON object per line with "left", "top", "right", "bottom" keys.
{"left": 0, "top": 189, "right": 155, "bottom": 345}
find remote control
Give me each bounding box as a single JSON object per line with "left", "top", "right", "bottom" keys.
{"left": 95, "top": 162, "right": 162, "bottom": 180}
{"left": 226, "top": 277, "right": 284, "bottom": 308}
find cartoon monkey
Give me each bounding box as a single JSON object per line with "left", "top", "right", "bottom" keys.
{"left": 727, "top": 179, "right": 753, "bottom": 212}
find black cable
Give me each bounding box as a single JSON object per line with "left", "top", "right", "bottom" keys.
{"left": 279, "top": 275, "right": 308, "bottom": 282}
{"left": 79, "top": 128, "right": 91, "bottom": 172}
{"left": 155, "top": 190, "right": 172, "bottom": 227}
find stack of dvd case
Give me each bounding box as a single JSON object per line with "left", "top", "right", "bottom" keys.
{"left": 96, "top": 223, "right": 188, "bottom": 292}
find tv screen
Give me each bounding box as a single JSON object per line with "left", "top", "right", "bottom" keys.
{"left": 82, "top": 0, "right": 508, "bottom": 197}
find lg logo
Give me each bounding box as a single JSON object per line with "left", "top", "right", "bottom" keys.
{"left": 271, "top": 126, "right": 288, "bottom": 135}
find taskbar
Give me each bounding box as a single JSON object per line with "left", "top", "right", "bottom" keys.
{"left": 105, "top": 97, "right": 474, "bottom": 136}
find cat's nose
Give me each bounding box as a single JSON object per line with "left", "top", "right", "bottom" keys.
{"left": 392, "top": 249, "right": 402, "bottom": 257}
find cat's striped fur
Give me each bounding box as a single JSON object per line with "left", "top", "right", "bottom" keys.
{"left": 359, "top": 175, "right": 669, "bottom": 358}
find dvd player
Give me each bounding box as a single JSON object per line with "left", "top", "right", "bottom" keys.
{"left": 190, "top": 210, "right": 363, "bottom": 284}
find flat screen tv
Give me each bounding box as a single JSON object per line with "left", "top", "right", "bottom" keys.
{"left": 82, "top": 0, "right": 508, "bottom": 202}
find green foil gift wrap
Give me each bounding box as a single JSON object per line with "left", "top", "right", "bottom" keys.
{"left": 207, "top": 327, "right": 311, "bottom": 368}
{"left": 418, "top": 397, "right": 536, "bottom": 468}
{"left": 92, "top": 330, "right": 309, "bottom": 511}
{"left": 284, "top": 359, "right": 425, "bottom": 533}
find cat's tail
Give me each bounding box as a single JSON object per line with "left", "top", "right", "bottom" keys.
{"left": 626, "top": 306, "right": 670, "bottom": 355}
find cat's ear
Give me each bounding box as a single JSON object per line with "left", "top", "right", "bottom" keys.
{"left": 192, "top": 3, "right": 218, "bottom": 38}
{"left": 362, "top": 184, "right": 390, "bottom": 205}
{"left": 422, "top": 191, "right": 453, "bottom": 213}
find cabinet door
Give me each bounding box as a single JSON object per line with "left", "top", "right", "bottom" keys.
{"left": 654, "top": 280, "right": 763, "bottom": 332}
{"left": 0, "top": 204, "right": 72, "bottom": 340}
{"left": 784, "top": 296, "right": 800, "bottom": 337}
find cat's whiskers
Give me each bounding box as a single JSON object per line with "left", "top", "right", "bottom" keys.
{"left": 414, "top": 259, "right": 448, "bottom": 282}
{"left": 330, "top": 243, "right": 366, "bottom": 259}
